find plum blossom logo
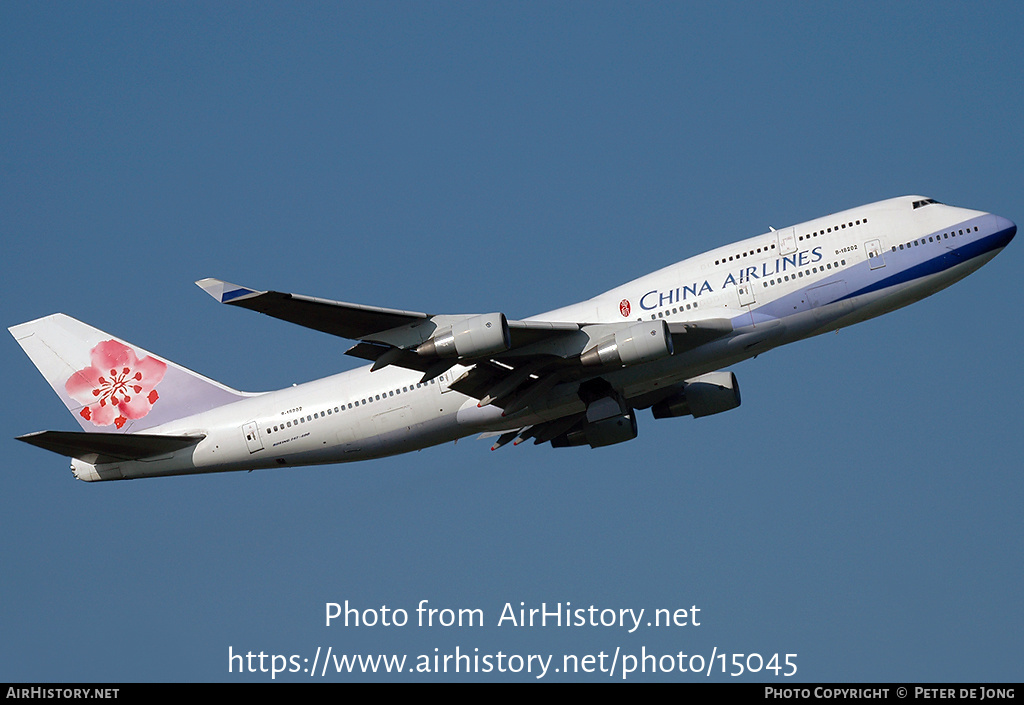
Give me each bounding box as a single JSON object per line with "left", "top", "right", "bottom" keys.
{"left": 65, "top": 340, "right": 167, "bottom": 429}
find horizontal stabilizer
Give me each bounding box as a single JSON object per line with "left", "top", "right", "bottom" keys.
{"left": 17, "top": 430, "right": 205, "bottom": 464}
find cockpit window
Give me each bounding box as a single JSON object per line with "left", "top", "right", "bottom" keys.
{"left": 913, "top": 198, "right": 942, "bottom": 209}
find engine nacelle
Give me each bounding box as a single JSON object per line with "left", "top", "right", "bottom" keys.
{"left": 551, "top": 395, "right": 639, "bottom": 448}
{"left": 417, "top": 313, "right": 511, "bottom": 358}
{"left": 651, "top": 371, "right": 741, "bottom": 419}
{"left": 580, "top": 321, "right": 673, "bottom": 367}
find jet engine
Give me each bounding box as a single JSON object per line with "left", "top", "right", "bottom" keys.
{"left": 416, "top": 313, "right": 511, "bottom": 358}
{"left": 580, "top": 320, "right": 673, "bottom": 367}
{"left": 651, "top": 371, "right": 741, "bottom": 419}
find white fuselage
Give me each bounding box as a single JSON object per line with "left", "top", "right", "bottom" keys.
{"left": 72, "top": 196, "right": 1015, "bottom": 481}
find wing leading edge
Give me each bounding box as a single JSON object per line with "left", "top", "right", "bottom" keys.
{"left": 195, "top": 278, "right": 430, "bottom": 340}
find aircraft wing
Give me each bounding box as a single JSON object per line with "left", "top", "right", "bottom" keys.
{"left": 197, "top": 278, "right": 733, "bottom": 406}
{"left": 197, "top": 278, "right": 581, "bottom": 370}
{"left": 198, "top": 278, "right": 579, "bottom": 344}
{"left": 196, "top": 278, "right": 431, "bottom": 340}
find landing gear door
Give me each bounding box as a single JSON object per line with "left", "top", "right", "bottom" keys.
{"left": 866, "top": 239, "right": 886, "bottom": 270}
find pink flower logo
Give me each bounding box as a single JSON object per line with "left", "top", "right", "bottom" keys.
{"left": 65, "top": 340, "right": 167, "bottom": 429}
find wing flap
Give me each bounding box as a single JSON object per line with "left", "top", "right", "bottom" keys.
{"left": 345, "top": 342, "right": 433, "bottom": 372}
{"left": 667, "top": 318, "right": 734, "bottom": 352}
{"left": 506, "top": 319, "right": 581, "bottom": 348}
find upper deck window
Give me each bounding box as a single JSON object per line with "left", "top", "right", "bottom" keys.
{"left": 913, "top": 198, "right": 941, "bottom": 209}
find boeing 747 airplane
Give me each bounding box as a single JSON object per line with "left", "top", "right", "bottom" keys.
{"left": 10, "top": 195, "right": 1016, "bottom": 481}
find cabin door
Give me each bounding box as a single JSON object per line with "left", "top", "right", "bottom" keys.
{"left": 865, "top": 239, "right": 886, "bottom": 270}
{"left": 242, "top": 421, "right": 263, "bottom": 454}
{"left": 777, "top": 227, "right": 797, "bottom": 255}
{"left": 736, "top": 281, "right": 757, "bottom": 307}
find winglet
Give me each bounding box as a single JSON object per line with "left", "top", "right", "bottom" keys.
{"left": 195, "top": 278, "right": 262, "bottom": 304}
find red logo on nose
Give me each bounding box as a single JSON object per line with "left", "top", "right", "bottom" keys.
{"left": 619, "top": 299, "right": 631, "bottom": 317}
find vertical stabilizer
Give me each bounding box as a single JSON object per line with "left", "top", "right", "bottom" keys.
{"left": 10, "top": 314, "right": 255, "bottom": 433}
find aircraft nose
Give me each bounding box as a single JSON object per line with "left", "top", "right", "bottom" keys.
{"left": 992, "top": 214, "right": 1016, "bottom": 247}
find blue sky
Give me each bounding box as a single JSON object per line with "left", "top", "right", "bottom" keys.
{"left": 2, "top": 2, "right": 1021, "bottom": 682}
